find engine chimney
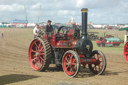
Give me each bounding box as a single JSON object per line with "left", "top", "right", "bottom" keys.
{"left": 81, "top": 8, "right": 88, "bottom": 39}
{"left": 76, "top": 8, "right": 93, "bottom": 55}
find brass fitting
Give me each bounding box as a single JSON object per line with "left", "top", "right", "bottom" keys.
{"left": 81, "top": 8, "right": 88, "bottom": 12}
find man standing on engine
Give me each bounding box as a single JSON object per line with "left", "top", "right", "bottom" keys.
{"left": 45, "top": 20, "right": 54, "bottom": 37}
{"left": 33, "top": 24, "right": 41, "bottom": 39}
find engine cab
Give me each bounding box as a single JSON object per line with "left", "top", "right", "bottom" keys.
{"left": 44, "top": 24, "right": 80, "bottom": 48}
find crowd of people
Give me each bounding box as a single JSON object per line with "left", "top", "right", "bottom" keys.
{"left": 33, "top": 20, "right": 54, "bottom": 39}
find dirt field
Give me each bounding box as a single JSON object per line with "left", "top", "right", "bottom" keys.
{"left": 0, "top": 28, "right": 128, "bottom": 85}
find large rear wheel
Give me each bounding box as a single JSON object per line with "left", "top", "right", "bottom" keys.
{"left": 88, "top": 50, "right": 106, "bottom": 75}
{"left": 29, "top": 38, "right": 51, "bottom": 71}
{"left": 124, "top": 42, "right": 128, "bottom": 62}
{"left": 62, "top": 50, "right": 80, "bottom": 77}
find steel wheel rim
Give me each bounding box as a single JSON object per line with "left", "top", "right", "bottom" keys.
{"left": 63, "top": 53, "right": 77, "bottom": 76}
{"left": 124, "top": 42, "right": 128, "bottom": 62}
{"left": 29, "top": 39, "right": 45, "bottom": 70}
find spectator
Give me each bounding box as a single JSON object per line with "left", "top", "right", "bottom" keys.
{"left": 40, "top": 25, "right": 45, "bottom": 37}
{"left": 33, "top": 24, "right": 41, "bottom": 39}
{"left": 1, "top": 32, "right": 4, "bottom": 38}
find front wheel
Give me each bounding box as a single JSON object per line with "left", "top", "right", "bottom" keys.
{"left": 88, "top": 50, "right": 106, "bottom": 75}
{"left": 62, "top": 50, "right": 80, "bottom": 77}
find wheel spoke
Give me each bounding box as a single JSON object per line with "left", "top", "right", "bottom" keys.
{"left": 65, "top": 60, "right": 68, "bottom": 65}
{"left": 66, "top": 65, "right": 70, "bottom": 69}
{"left": 70, "top": 54, "right": 73, "bottom": 63}
{"left": 72, "top": 59, "right": 76, "bottom": 63}
{"left": 38, "top": 58, "right": 42, "bottom": 67}
{"left": 35, "top": 62, "right": 40, "bottom": 68}
{"left": 65, "top": 57, "right": 69, "bottom": 67}
{"left": 40, "top": 50, "right": 44, "bottom": 53}
{"left": 99, "top": 64, "right": 102, "bottom": 68}
{"left": 32, "top": 54, "right": 36, "bottom": 58}
{"left": 98, "top": 55, "right": 102, "bottom": 60}
{"left": 66, "top": 60, "right": 68, "bottom": 63}
{"left": 65, "top": 56, "right": 69, "bottom": 62}
{"left": 94, "top": 54, "right": 97, "bottom": 59}
{"left": 40, "top": 53, "right": 44, "bottom": 55}
{"left": 32, "top": 57, "right": 37, "bottom": 63}
{"left": 32, "top": 54, "right": 38, "bottom": 62}
{"left": 71, "top": 63, "right": 76, "bottom": 66}
{"left": 39, "top": 56, "right": 44, "bottom": 61}
{"left": 35, "top": 62, "right": 38, "bottom": 68}
{"left": 34, "top": 42, "right": 38, "bottom": 47}
{"left": 72, "top": 67, "right": 76, "bottom": 72}
{"left": 92, "top": 62, "right": 101, "bottom": 72}
{"left": 35, "top": 47, "right": 38, "bottom": 51}
{"left": 98, "top": 66, "right": 101, "bottom": 71}
{"left": 69, "top": 68, "right": 73, "bottom": 73}
{"left": 36, "top": 41, "right": 40, "bottom": 50}
{"left": 41, "top": 46, "right": 44, "bottom": 51}
{"left": 94, "top": 65, "right": 96, "bottom": 70}
{"left": 100, "top": 61, "right": 103, "bottom": 63}
{"left": 39, "top": 48, "right": 43, "bottom": 52}
{"left": 31, "top": 50, "right": 37, "bottom": 53}
{"left": 38, "top": 43, "right": 41, "bottom": 49}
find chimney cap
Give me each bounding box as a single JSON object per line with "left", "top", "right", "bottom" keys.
{"left": 81, "top": 8, "right": 88, "bottom": 12}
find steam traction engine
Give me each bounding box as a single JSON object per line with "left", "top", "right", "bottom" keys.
{"left": 29, "top": 8, "right": 107, "bottom": 77}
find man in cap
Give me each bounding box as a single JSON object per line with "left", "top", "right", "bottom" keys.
{"left": 45, "top": 20, "right": 54, "bottom": 33}
{"left": 45, "top": 20, "right": 54, "bottom": 40}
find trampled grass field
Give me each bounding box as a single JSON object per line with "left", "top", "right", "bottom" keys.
{"left": 0, "top": 28, "right": 128, "bottom": 85}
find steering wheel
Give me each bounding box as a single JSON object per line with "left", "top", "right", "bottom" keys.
{"left": 57, "top": 26, "right": 80, "bottom": 39}
{"left": 57, "top": 26, "right": 69, "bottom": 33}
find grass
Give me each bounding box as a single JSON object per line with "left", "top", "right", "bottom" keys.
{"left": 92, "top": 41, "right": 124, "bottom": 52}
{"left": 88, "top": 29, "right": 126, "bottom": 40}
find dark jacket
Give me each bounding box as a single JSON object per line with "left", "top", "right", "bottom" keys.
{"left": 45, "top": 25, "right": 53, "bottom": 33}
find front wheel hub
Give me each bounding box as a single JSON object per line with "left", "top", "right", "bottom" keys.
{"left": 67, "top": 62, "right": 71, "bottom": 67}
{"left": 36, "top": 52, "right": 39, "bottom": 57}
{"left": 94, "top": 60, "right": 101, "bottom": 65}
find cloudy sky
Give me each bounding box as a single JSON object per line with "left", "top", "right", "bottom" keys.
{"left": 0, "top": 0, "right": 128, "bottom": 24}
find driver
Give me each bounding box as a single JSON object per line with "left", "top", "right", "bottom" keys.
{"left": 45, "top": 20, "right": 54, "bottom": 37}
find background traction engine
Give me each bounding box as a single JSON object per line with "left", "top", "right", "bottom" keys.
{"left": 29, "top": 8, "right": 107, "bottom": 77}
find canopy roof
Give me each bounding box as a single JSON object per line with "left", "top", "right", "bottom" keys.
{"left": 119, "top": 27, "right": 128, "bottom": 31}
{"left": 105, "top": 37, "right": 121, "bottom": 42}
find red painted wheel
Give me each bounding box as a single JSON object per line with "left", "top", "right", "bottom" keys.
{"left": 29, "top": 38, "right": 51, "bottom": 71}
{"left": 88, "top": 50, "right": 106, "bottom": 75}
{"left": 62, "top": 50, "right": 80, "bottom": 77}
{"left": 124, "top": 42, "right": 128, "bottom": 62}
